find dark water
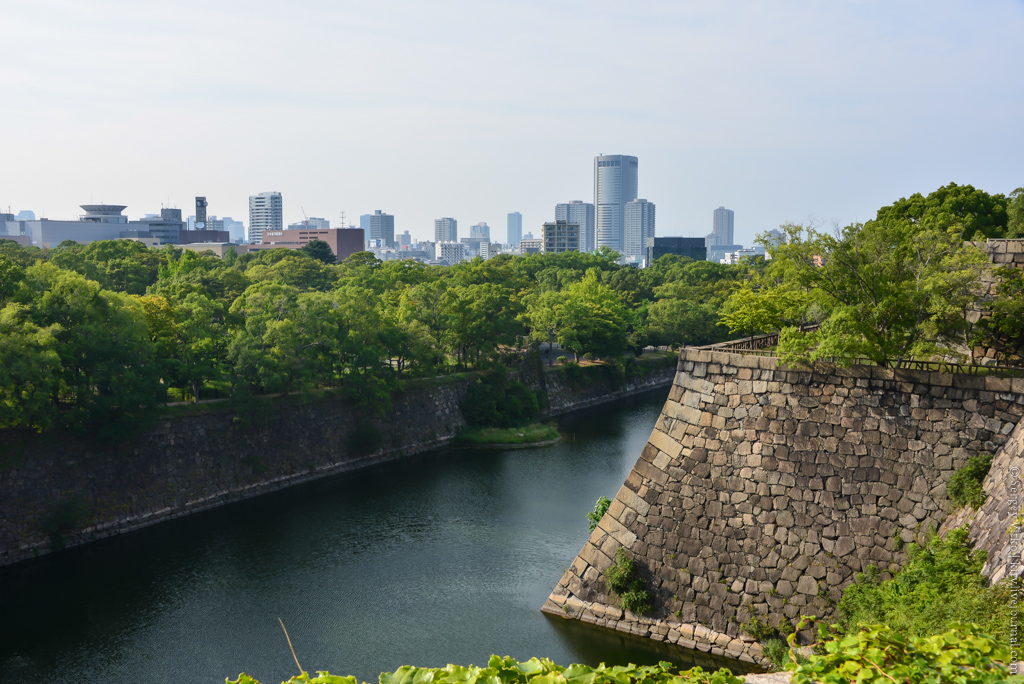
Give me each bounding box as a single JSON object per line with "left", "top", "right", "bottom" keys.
{"left": 0, "top": 390, "right": 747, "bottom": 683}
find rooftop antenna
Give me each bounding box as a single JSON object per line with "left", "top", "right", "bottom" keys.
{"left": 340, "top": 210, "right": 347, "bottom": 228}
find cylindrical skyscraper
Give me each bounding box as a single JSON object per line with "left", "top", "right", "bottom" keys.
{"left": 594, "top": 154, "right": 638, "bottom": 253}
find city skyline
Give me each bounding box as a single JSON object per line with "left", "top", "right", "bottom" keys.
{"left": 1, "top": 2, "right": 1022, "bottom": 247}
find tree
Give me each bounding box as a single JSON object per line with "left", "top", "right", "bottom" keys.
{"left": 246, "top": 254, "right": 337, "bottom": 291}
{"left": 1007, "top": 187, "right": 1024, "bottom": 238}
{"left": 227, "top": 281, "right": 301, "bottom": 393}
{"left": 175, "top": 293, "right": 227, "bottom": 403}
{"left": 0, "top": 253, "right": 25, "bottom": 302}
{"left": 556, "top": 270, "right": 629, "bottom": 359}
{"left": 299, "top": 239, "right": 336, "bottom": 264}
{"left": 0, "top": 304, "right": 61, "bottom": 430}
{"left": 875, "top": 182, "right": 1009, "bottom": 241}
{"left": 16, "top": 263, "right": 164, "bottom": 436}
{"left": 726, "top": 218, "right": 990, "bottom": 366}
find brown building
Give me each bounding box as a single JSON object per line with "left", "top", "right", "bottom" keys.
{"left": 260, "top": 227, "right": 365, "bottom": 261}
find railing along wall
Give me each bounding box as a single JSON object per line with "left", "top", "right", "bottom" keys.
{"left": 696, "top": 327, "right": 1024, "bottom": 379}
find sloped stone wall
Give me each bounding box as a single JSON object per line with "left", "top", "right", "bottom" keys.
{"left": 543, "top": 349, "right": 1024, "bottom": 665}
{"left": 940, "top": 414, "right": 1024, "bottom": 584}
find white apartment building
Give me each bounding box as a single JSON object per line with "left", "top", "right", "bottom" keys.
{"left": 249, "top": 191, "right": 283, "bottom": 243}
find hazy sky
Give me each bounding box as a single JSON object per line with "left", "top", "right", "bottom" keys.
{"left": 3, "top": 0, "right": 1023, "bottom": 245}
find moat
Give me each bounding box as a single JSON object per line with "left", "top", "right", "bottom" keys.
{"left": 0, "top": 390, "right": 744, "bottom": 684}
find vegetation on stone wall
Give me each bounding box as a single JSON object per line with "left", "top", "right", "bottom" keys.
{"left": 836, "top": 526, "right": 1009, "bottom": 643}
{"left": 587, "top": 496, "right": 611, "bottom": 533}
{"left": 604, "top": 548, "right": 653, "bottom": 614}
{"left": 461, "top": 373, "right": 540, "bottom": 428}
{"left": 947, "top": 454, "right": 994, "bottom": 510}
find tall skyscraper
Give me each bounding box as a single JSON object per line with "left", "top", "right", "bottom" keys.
{"left": 507, "top": 212, "right": 522, "bottom": 246}
{"left": 248, "top": 191, "right": 283, "bottom": 243}
{"left": 624, "top": 199, "right": 656, "bottom": 264}
{"left": 555, "top": 201, "right": 595, "bottom": 253}
{"left": 710, "top": 206, "right": 735, "bottom": 245}
{"left": 594, "top": 154, "right": 638, "bottom": 253}
{"left": 367, "top": 210, "right": 395, "bottom": 247}
{"left": 434, "top": 217, "right": 457, "bottom": 243}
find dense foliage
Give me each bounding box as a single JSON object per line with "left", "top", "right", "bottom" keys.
{"left": 225, "top": 624, "right": 1019, "bottom": 684}
{"left": 461, "top": 373, "right": 540, "bottom": 428}
{"left": 836, "top": 526, "right": 1009, "bottom": 643}
{"left": 227, "top": 655, "right": 745, "bottom": 684}
{"left": 0, "top": 240, "right": 755, "bottom": 434}
{"left": 788, "top": 623, "right": 1018, "bottom": 684}
{"left": 720, "top": 182, "right": 1024, "bottom": 366}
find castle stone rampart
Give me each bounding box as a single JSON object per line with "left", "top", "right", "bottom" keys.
{"left": 544, "top": 349, "right": 1024, "bottom": 665}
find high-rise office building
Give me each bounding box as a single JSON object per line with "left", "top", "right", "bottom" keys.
{"left": 248, "top": 191, "right": 283, "bottom": 243}
{"left": 624, "top": 199, "right": 655, "bottom": 264}
{"left": 470, "top": 222, "right": 490, "bottom": 240}
{"left": 507, "top": 212, "right": 522, "bottom": 246}
{"left": 366, "top": 210, "right": 395, "bottom": 247}
{"left": 398, "top": 230, "right": 412, "bottom": 247}
{"left": 594, "top": 154, "right": 638, "bottom": 253}
{"left": 555, "top": 201, "right": 595, "bottom": 253}
{"left": 434, "top": 217, "right": 457, "bottom": 243}
{"left": 705, "top": 206, "right": 741, "bottom": 263}
{"left": 710, "top": 206, "right": 734, "bottom": 245}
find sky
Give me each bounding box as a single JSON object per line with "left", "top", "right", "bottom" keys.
{"left": 2, "top": 0, "right": 1023, "bottom": 246}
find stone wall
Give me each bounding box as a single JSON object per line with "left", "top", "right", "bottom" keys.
{"left": 0, "top": 361, "right": 675, "bottom": 568}
{"left": 543, "top": 349, "right": 1024, "bottom": 665}
{"left": 940, "top": 412, "right": 1024, "bottom": 585}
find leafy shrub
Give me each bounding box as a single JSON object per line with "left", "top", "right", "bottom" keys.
{"left": 582, "top": 352, "right": 595, "bottom": 361}
{"left": 556, "top": 355, "right": 568, "bottom": 364}
{"left": 789, "top": 623, "right": 1019, "bottom": 684}
{"left": 461, "top": 373, "right": 539, "bottom": 428}
{"left": 740, "top": 615, "right": 776, "bottom": 641}
{"left": 760, "top": 638, "right": 789, "bottom": 671}
{"left": 587, "top": 496, "right": 611, "bottom": 532}
{"left": 604, "top": 548, "right": 652, "bottom": 614}
{"left": 837, "top": 526, "right": 1009, "bottom": 642}
{"left": 947, "top": 454, "right": 993, "bottom": 509}
{"left": 40, "top": 494, "right": 88, "bottom": 550}
{"left": 228, "top": 655, "right": 745, "bottom": 684}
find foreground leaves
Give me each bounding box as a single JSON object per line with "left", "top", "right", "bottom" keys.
{"left": 787, "top": 623, "right": 1020, "bottom": 684}
{"left": 227, "top": 657, "right": 743, "bottom": 684}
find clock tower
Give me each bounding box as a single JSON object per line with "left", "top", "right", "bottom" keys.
{"left": 195, "top": 196, "right": 208, "bottom": 230}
